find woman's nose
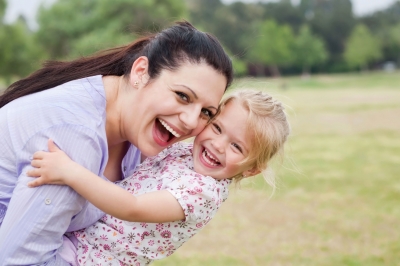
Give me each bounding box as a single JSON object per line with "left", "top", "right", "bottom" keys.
{"left": 180, "top": 106, "right": 202, "bottom": 130}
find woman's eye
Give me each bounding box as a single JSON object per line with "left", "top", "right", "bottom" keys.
{"left": 201, "top": 109, "right": 213, "bottom": 119}
{"left": 232, "top": 143, "right": 243, "bottom": 153}
{"left": 176, "top": 92, "right": 189, "bottom": 102}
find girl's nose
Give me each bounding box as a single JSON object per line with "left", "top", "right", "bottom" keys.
{"left": 211, "top": 137, "right": 225, "bottom": 154}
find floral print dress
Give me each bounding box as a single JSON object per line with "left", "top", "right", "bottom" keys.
{"left": 73, "top": 142, "right": 231, "bottom": 265}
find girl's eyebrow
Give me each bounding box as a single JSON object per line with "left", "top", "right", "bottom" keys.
{"left": 218, "top": 119, "right": 249, "bottom": 153}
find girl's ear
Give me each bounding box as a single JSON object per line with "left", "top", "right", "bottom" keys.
{"left": 129, "top": 56, "right": 150, "bottom": 88}
{"left": 242, "top": 167, "right": 261, "bottom": 178}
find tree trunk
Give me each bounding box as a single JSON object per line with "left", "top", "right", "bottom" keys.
{"left": 269, "top": 65, "right": 281, "bottom": 78}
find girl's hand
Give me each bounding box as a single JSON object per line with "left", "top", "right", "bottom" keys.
{"left": 27, "top": 139, "right": 81, "bottom": 187}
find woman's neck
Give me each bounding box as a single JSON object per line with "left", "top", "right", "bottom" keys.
{"left": 103, "top": 75, "right": 125, "bottom": 147}
{"left": 104, "top": 141, "right": 130, "bottom": 182}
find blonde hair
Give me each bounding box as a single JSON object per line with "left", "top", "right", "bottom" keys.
{"left": 219, "top": 90, "right": 291, "bottom": 190}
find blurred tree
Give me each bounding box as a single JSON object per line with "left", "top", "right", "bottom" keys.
{"left": 247, "top": 20, "right": 295, "bottom": 77}
{"left": 36, "top": 0, "right": 187, "bottom": 59}
{"left": 294, "top": 25, "right": 328, "bottom": 75}
{"left": 299, "top": 0, "right": 355, "bottom": 71}
{"left": 0, "top": 0, "right": 5, "bottom": 20}
{"left": 385, "top": 23, "right": 400, "bottom": 64}
{"left": 188, "top": 0, "right": 263, "bottom": 58}
{"left": 360, "top": 1, "right": 400, "bottom": 32}
{"left": 344, "top": 24, "right": 382, "bottom": 70}
{"left": 360, "top": 2, "right": 400, "bottom": 64}
{"left": 0, "top": 17, "right": 43, "bottom": 84}
{"left": 259, "top": 0, "right": 304, "bottom": 32}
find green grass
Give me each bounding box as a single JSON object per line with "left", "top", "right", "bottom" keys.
{"left": 154, "top": 70, "right": 400, "bottom": 266}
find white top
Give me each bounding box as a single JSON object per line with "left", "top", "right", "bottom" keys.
{"left": 73, "top": 142, "right": 231, "bottom": 265}
{"left": 0, "top": 75, "right": 140, "bottom": 265}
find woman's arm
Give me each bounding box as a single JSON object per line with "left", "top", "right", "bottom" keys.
{"left": 0, "top": 126, "right": 104, "bottom": 265}
{"left": 27, "top": 139, "right": 185, "bottom": 223}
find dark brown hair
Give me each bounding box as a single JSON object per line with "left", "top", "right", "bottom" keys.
{"left": 0, "top": 21, "right": 233, "bottom": 108}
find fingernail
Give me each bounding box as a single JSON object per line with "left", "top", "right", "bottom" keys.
{"left": 29, "top": 156, "right": 33, "bottom": 160}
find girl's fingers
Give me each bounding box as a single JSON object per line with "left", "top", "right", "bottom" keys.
{"left": 47, "top": 139, "right": 61, "bottom": 152}
{"left": 30, "top": 159, "right": 42, "bottom": 168}
{"left": 27, "top": 179, "right": 43, "bottom": 188}
{"left": 32, "top": 151, "right": 45, "bottom": 160}
{"left": 26, "top": 168, "right": 41, "bottom": 177}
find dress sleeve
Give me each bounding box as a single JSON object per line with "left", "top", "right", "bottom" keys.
{"left": 165, "top": 174, "right": 223, "bottom": 224}
{"left": 0, "top": 124, "right": 106, "bottom": 265}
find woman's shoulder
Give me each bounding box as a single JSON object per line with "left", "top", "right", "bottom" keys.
{"left": 5, "top": 75, "right": 106, "bottom": 126}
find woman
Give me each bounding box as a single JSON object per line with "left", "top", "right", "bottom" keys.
{"left": 0, "top": 21, "right": 232, "bottom": 265}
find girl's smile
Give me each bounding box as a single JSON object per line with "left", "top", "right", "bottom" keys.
{"left": 193, "top": 99, "right": 253, "bottom": 180}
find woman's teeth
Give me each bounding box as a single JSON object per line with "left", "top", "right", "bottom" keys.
{"left": 159, "top": 119, "right": 181, "bottom": 138}
{"left": 202, "top": 149, "right": 220, "bottom": 166}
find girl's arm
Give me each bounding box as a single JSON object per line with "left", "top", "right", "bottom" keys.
{"left": 27, "top": 139, "right": 185, "bottom": 223}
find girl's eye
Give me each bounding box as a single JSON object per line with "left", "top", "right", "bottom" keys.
{"left": 201, "top": 109, "right": 213, "bottom": 119}
{"left": 232, "top": 143, "right": 243, "bottom": 153}
{"left": 176, "top": 92, "right": 189, "bottom": 102}
{"left": 212, "top": 123, "right": 221, "bottom": 133}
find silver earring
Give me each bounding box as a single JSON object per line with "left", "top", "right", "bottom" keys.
{"left": 134, "top": 81, "right": 139, "bottom": 87}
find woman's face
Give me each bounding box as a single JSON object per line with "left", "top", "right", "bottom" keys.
{"left": 122, "top": 61, "right": 226, "bottom": 157}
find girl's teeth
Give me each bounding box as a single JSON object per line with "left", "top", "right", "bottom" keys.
{"left": 159, "top": 119, "right": 181, "bottom": 138}
{"left": 202, "top": 149, "right": 220, "bottom": 166}
{"left": 206, "top": 150, "right": 216, "bottom": 160}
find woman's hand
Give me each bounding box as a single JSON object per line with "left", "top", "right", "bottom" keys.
{"left": 27, "top": 139, "right": 83, "bottom": 187}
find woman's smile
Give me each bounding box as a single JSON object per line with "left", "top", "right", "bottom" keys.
{"left": 153, "top": 118, "right": 183, "bottom": 147}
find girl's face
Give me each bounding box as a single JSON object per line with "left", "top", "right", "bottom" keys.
{"left": 193, "top": 100, "right": 255, "bottom": 180}
{"left": 123, "top": 61, "right": 226, "bottom": 157}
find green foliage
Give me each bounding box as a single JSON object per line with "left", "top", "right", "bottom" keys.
{"left": 301, "top": 0, "right": 355, "bottom": 68}
{"left": 0, "top": 0, "right": 5, "bottom": 20}
{"left": 1, "top": 0, "right": 400, "bottom": 79}
{"left": 260, "top": 0, "right": 304, "bottom": 31}
{"left": 36, "top": 0, "right": 187, "bottom": 59}
{"left": 344, "top": 24, "right": 382, "bottom": 70}
{"left": 189, "top": 0, "right": 263, "bottom": 58}
{"left": 248, "top": 20, "right": 295, "bottom": 76}
{"left": 294, "top": 25, "right": 328, "bottom": 73}
{"left": 0, "top": 19, "right": 43, "bottom": 84}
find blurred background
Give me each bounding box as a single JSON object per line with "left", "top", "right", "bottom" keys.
{"left": 1, "top": 0, "right": 400, "bottom": 265}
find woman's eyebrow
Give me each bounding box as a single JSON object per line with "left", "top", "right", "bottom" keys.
{"left": 174, "top": 84, "right": 218, "bottom": 111}
{"left": 174, "top": 84, "right": 198, "bottom": 99}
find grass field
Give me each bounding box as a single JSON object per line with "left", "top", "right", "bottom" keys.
{"left": 153, "top": 71, "right": 400, "bottom": 266}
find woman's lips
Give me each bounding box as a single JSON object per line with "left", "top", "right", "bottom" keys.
{"left": 153, "top": 119, "right": 174, "bottom": 147}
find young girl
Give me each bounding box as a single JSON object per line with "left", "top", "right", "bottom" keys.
{"left": 27, "top": 90, "right": 290, "bottom": 265}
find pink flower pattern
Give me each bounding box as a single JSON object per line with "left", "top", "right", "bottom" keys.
{"left": 74, "top": 142, "right": 230, "bottom": 265}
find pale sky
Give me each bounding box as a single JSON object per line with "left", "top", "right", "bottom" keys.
{"left": 4, "top": 0, "right": 399, "bottom": 30}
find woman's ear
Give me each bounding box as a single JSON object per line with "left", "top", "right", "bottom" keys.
{"left": 242, "top": 167, "right": 261, "bottom": 178}
{"left": 129, "top": 56, "right": 150, "bottom": 88}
